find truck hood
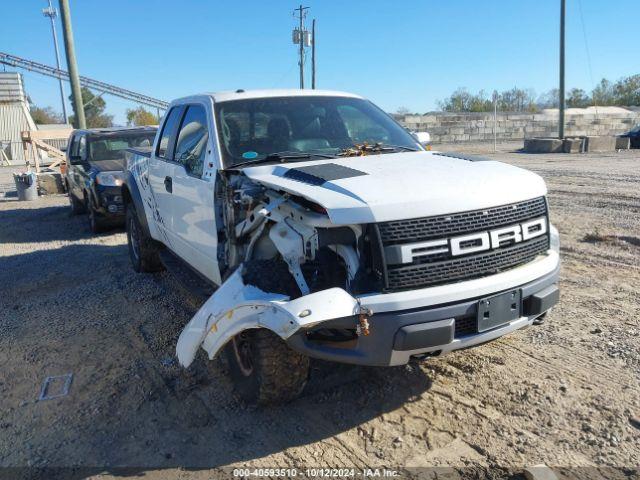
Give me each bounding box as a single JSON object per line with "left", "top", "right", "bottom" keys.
{"left": 242, "top": 151, "right": 547, "bottom": 224}
{"left": 88, "top": 158, "right": 125, "bottom": 172}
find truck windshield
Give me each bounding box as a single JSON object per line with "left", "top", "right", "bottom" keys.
{"left": 87, "top": 133, "right": 155, "bottom": 162}
{"left": 214, "top": 96, "right": 421, "bottom": 167}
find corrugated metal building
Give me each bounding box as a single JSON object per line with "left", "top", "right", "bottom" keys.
{"left": 0, "top": 72, "right": 37, "bottom": 162}
{"left": 0, "top": 72, "right": 71, "bottom": 165}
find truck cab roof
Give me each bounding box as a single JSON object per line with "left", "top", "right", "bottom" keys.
{"left": 72, "top": 125, "right": 158, "bottom": 136}
{"left": 169, "top": 89, "right": 364, "bottom": 106}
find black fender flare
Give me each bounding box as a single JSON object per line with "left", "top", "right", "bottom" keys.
{"left": 122, "top": 172, "right": 152, "bottom": 238}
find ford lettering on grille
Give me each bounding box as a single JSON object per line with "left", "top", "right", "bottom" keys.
{"left": 375, "top": 197, "right": 550, "bottom": 292}
{"left": 385, "top": 217, "right": 547, "bottom": 264}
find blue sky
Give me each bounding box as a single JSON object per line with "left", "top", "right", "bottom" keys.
{"left": 2, "top": 0, "right": 637, "bottom": 124}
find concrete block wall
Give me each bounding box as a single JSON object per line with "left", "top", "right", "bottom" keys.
{"left": 398, "top": 109, "right": 640, "bottom": 143}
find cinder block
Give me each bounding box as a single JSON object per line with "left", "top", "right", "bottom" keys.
{"left": 584, "top": 136, "right": 616, "bottom": 152}
{"left": 615, "top": 136, "right": 630, "bottom": 150}
{"left": 563, "top": 138, "right": 583, "bottom": 153}
{"left": 524, "top": 137, "right": 564, "bottom": 153}
{"left": 37, "top": 171, "right": 65, "bottom": 194}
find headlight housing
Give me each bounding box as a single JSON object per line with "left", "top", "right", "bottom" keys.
{"left": 96, "top": 171, "right": 124, "bottom": 187}
{"left": 550, "top": 224, "right": 560, "bottom": 253}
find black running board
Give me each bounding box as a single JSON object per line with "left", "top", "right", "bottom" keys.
{"left": 158, "top": 249, "right": 216, "bottom": 304}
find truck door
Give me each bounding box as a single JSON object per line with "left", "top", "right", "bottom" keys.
{"left": 148, "top": 106, "right": 184, "bottom": 245}
{"left": 169, "top": 104, "right": 221, "bottom": 285}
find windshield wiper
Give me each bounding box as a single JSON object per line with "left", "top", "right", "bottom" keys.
{"left": 231, "top": 151, "right": 335, "bottom": 168}
{"left": 379, "top": 143, "right": 419, "bottom": 152}
{"left": 338, "top": 142, "right": 419, "bottom": 157}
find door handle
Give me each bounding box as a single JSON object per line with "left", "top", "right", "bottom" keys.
{"left": 164, "top": 176, "right": 172, "bottom": 193}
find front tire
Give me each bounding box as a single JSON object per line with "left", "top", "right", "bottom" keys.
{"left": 225, "top": 329, "right": 309, "bottom": 405}
{"left": 224, "top": 260, "right": 308, "bottom": 405}
{"left": 68, "top": 189, "right": 85, "bottom": 215}
{"left": 126, "top": 204, "right": 163, "bottom": 272}
{"left": 87, "top": 196, "right": 107, "bottom": 233}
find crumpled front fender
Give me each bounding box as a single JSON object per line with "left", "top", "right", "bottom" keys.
{"left": 176, "top": 266, "right": 361, "bottom": 368}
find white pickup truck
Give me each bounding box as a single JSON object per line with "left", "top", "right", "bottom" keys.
{"left": 124, "top": 89, "right": 560, "bottom": 404}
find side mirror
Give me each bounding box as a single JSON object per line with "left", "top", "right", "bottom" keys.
{"left": 412, "top": 131, "right": 431, "bottom": 147}
{"left": 69, "top": 155, "right": 83, "bottom": 165}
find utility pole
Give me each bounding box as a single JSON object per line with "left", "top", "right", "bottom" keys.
{"left": 559, "top": 0, "right": 566, "bottom": 139}
{"left": 311, "top": 19, "right": 316, "bottom": 89}
{"left": 293, "top": 5, "right": 309, "bottom": 89}
{"left": 43, "top": 0, "right": 68, "bottom": 123}
{"left": 493, "top": 90, "right": 498, "bottom": 153}
{"left": 58, "top": 0, "right": 85, "bottom": 128}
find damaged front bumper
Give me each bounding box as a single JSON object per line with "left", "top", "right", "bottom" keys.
{"left": 176, "top": 267, "right": 361, "bottom": 368}
{"left": 177, "top": 256, "right": 559, "bottom": 368}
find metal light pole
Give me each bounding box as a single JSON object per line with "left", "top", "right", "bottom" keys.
{"left": 559, "top": 0, "right": 566, "bottom": 139}
{"left": 311, "top": 19, "right": 316, "bottom": 89}
{"left": 58, "top": 0, "right": 85, "bottom": 128}
{"left": 43, "top": 0, "right": 68, "bottom": 123}
{"left": 493, "top": 90, "right": 498, "bottom": 152}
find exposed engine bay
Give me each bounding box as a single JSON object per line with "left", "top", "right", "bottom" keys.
{"left": 216, "top": 169, "right": 366, "bottom": 298}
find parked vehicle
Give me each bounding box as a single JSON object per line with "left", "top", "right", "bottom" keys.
{"left": 619, "top": 125, "right": 640, "bottom": 148}
{"left": 124, "top": 90, "right": 560, "bottom": 404}
{"left": 65, "top": 126, "right": 157, "bottom": 232}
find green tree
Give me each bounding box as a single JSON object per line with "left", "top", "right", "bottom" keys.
{"left": 566, "top": 88, "right": 591, "bottom": 108}
{"left": 438, "top": 88, "right": 491, "bottom": 112}
{"left": 612, "top": 74, "right": 640, "bottom": 106}
{"left": 497, "top": 88, "right": 537, "bottom": 112}
{"left": 126, "top": 106, "right": 159, "bottom": 126}
{"left": 591, "top": 79, "right": 615, "bottom": 106}
{"left": 30, "top": 106, "right": 63, "bottom": 124}
{"left": 537, "top": 88, "right": 559, "bottom": 109}
{"left": 68, "top": 87, "right": 113, "bottom": 128}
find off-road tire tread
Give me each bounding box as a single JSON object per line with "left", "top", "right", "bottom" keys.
{"left": 242, "top": 259, "right": 300, "bottom": 298}
{"left": 126, "top": 205, "right": 163, "bottom": 273}
{"left": 250, "top": 329, "right": 309, "bottom": 405}
{"left": 227, "top": 260, "right": 308, "bottom": 404}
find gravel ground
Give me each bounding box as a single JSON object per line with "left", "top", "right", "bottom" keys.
{"left": 0, "top": 147, "right": 639, "bottom": 479}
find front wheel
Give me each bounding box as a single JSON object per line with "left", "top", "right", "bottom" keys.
{"left": 68, "top": 188, "right": 85, "bottom": 215}
{"left": 225, "top": 329, "right": 309, "bottom": 405}
{"left": 87, "top": 196, "right": 107, "bottom": 233}
{"left": 126, "top": 204, "right": 163, "bottom": 272}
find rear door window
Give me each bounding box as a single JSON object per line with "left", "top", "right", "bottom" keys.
{"left": 156, "top": 107, "right": 184, "bottom": 159}
{"left": 174, "top": 105, "right": 209, "bottom": 177}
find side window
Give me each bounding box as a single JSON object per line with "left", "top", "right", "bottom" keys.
{"left": 156, "top": 107, "right": 184, "bottom": 159}
{"left": 68, "top": 135, "right": 79, "bottom": 157}
{"left": 174, "top": 105, "right": 209, "bottom": 177}
{"left": 77, "top": 135, "right": 87, "bottom": 159}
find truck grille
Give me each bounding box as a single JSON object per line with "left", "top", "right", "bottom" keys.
{"left": 376, "top": 197, "right": 550, "bottom": 292}
{"left": 379, "top": 197, "right": 547, "bottom": 244}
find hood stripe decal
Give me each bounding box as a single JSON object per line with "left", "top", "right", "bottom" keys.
{"left": 282, "top": 163, "right": 368, "bottom": 186}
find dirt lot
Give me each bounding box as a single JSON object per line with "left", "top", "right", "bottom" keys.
{"left": 0, "top": 147, "right": 639, "bottom": 479}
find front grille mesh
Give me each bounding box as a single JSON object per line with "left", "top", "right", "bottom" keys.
{"left": 455, "top": 316, "right": 477, "bottom": 337}
{"left": 386, "top": 236, "right": 548, "bottom": 290}
{"left": 379, "top": 197, "right": 547, "bottom": 244}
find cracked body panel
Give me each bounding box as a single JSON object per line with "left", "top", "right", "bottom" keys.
{"left": 176, "top": 268, "right": 361, "bottom": 367}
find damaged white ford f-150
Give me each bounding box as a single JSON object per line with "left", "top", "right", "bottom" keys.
{"left": 123, "top": 89, "right": 560, "bottom": 404}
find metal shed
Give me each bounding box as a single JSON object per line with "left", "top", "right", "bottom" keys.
{"left": 0, "top": 72, "right": 71, "bottom": 166}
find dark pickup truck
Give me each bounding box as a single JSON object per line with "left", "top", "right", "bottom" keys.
{"left": 65, "top": 126, "right": 157, "bottom": 232}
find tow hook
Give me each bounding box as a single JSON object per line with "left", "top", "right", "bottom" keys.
{"left": 357, "top": 306, "right": 373, "bottom": 336}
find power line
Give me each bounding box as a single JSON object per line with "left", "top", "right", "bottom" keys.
{"left": 577, "top": 0, "right": 598, "bottom": 116}
{"left": 0, "top": 51, "right": 168, "bottom": 110}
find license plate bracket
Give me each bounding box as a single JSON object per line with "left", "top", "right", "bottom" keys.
{"left": 477, "top": 289, "right": 521, "bottom": 332}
